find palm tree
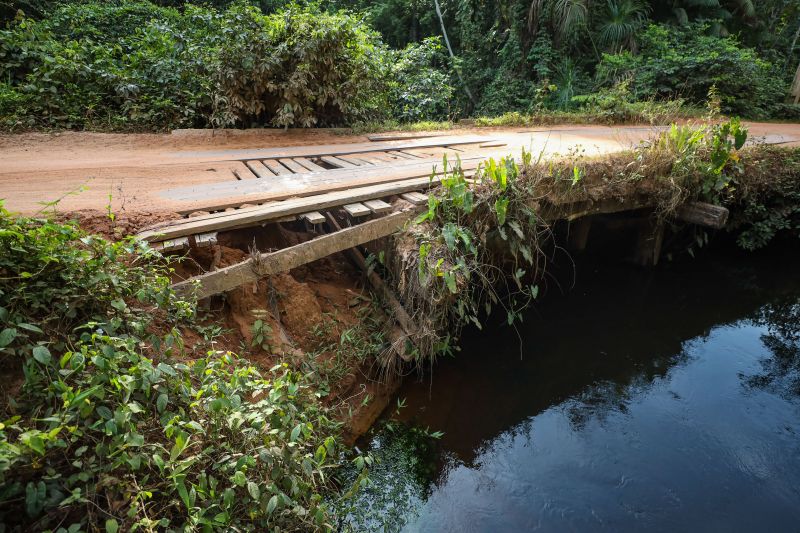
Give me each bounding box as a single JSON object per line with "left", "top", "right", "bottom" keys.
{"left": 596, "top": 0, "right": 651, "bottom": 52}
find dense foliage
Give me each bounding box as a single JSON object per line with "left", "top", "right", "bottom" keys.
{"left": 0, "top": 206, "right": 352, "bottom": 530}
{"left": 0, "top": 1, "right": 389, "bottom": 129}
{"left": 0, "top": 0, "right": 798, "bottom": 128}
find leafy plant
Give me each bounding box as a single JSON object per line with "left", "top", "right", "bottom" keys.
{"left": 0, "top": 204, "right": 358, "bottom": 531}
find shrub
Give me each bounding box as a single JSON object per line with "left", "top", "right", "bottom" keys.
{"left": 388, "top": 37, "right": 455, "bottom": 122}
{"left": 0, "top": 1, "right": 391, "bottom": 130}
{"left": 214, "top": 4, "right": 389, "bottom": 128}
{"left": 0, "top": 206, "right": 350, "bottom": 530}
{"left": 596, "top": 23, "right": 788, "bottom": 118}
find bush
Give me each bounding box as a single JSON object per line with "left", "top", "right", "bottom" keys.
{"left": 214, "top": 4, "right": 389, "bottom": 128}
{"left": 597, "top": 23, "right": 788, "bottom": 118}
{"left": 0, "top": 206, "right": 351, "bottom": 530}
{"left": 0, "top": 1, "right": 390, "bottom": 130}
{"left": 388, "top": 37, "right": 455, "bottom": 122}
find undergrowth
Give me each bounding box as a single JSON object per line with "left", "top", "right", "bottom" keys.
{"left": 392, "top": 119, "right": 800, "bottom": 364}
{"left": 0, "top": 206, "right": 363, "bottom": 531}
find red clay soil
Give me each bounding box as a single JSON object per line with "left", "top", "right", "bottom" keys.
{"left": 4, "top": 122, "right": 798, "bottom": 217}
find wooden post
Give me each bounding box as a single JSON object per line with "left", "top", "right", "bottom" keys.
{"left": 633, "top": 219, "right": 665, "bottom": 267}
{"left": 568, "top": 217, "right": 592, "bottom": 252}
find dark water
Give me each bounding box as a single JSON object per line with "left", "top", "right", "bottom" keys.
{"left": 343, "top": 246, "right": 800, "bottom": 532}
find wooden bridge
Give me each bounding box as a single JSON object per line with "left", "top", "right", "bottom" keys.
{"left": 135, "top": 133, "right": 728, "bottom": 300}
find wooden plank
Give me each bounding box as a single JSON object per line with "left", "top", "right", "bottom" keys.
{"left": 363, "top": 199, "right": 392, "bottom": 215}
{"left": 400, "top": 192, "right": 428, "bottom": 205}
{"left": 320, "top": 156, "right": 360, "bottom": 169}
{"left": 173, "top": 210, "right": 416, "bottom": 299}
{"left": 343, "top": 203, "right": 371, "bottom": 217}
{"left": 194, "top": 232, "right": 218, "bottom": 248}
{"left": 674, "top": 202, "right": 729, "bottom": 229}
{"left": 189, "top": 135, "right": 495, "bottom": 162}
{"left": 387, "top": 150, "right": 417, "bottom": 160}
{"left": 152, "top": 237, "right": 189, "bottom": 253}
{"left": 354, "top": 154, "right": 392, "bottom": 165}
{"left": 362, "top": 152, "right": 395, "bottom": 162}
{"left": 232, "top": 168, "right": 256, "bottom": 180}
{"left": 278, "top": 158, "right": 308, "bottom": 173}
{"left": 262, "top": 159, "right": 293, "bottom": 176}
{"left": 396, "top": 150, "right": 424, "bottom": 159}
{"left": 244, "top": 160, "right": 274, "bottom": 179}
{"left": 293, "top": 157, "right": 326, "bottom": 172}
{"left": 367, "top": 133, "right": 441, "bottom": 142}
{"left": 159, "top": 154, "right": 483, "bottom": 214}
{"left": 479, "top": 141, "right": 508, "bottom": 148}
{"left": 139, "top": 176, "right": 450, "bottom": 242}
{"left": 301, "top": 211, "right": 326, "bottom": 224}
{"left": 337, "top": 155, "right": 374, "bottom": 166}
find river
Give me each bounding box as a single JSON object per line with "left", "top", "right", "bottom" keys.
{"left": 339, "top": 244, "right": 800, "bottom": 532}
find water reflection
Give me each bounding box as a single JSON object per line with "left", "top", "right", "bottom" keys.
{"left": 348, "top": 247, "right": 800, "bottom": 532}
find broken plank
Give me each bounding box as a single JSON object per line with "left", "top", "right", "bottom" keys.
{"left": 674, "top": 202, "right": 729, "bottom": 229}
{"left": 152, "top": 237, "right": 189, "bottom": 253}
{"left": 343, "top": 203, "right": 371, "bottom": 217}
{"left": 244, "top": 160, "right": 274, "bottom": 179}
{"left": 320, "top": 155, "right": 360, "bottom": 169}
{"left": 278, "top": 158, "right": 308, "bottom": 173}
{"left": 301, "top": 211, "right": 326, "bottom": 225}
{"left": 400, "top": 192, "right": 428, "bottom": 205}
{"left": 194, "top": 232, "right": 218, "bottom": 248}
{"left": 139, "top": 176, "right": 451, "bottom": 242}
{"left": 173, "top": 210, "right": 416, "bottom": 299}
{"left": 363, "top": 199, "right": 392, "bottom": 215}
{"left": 293, "top": 157, "right": 326, "bottom": 172}
{"left": 262, "top": 159, "right": 293, "bottom": 176}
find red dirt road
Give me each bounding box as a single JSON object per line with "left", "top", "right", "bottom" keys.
{"left": 2, "top": 122, "right": 798, "bottom": 217}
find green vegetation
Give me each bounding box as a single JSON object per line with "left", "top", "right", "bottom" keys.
{"left": 2, "top": 0, "right": 799, "bottom": 130}
{"left": 395, "top": 121, "right": 800, "bottom": 361}
{"left": 0, "top": 205, "right": 365, "bottom": 531}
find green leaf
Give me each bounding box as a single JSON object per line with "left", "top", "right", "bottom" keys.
{"left": 233, "top": 470, "right": 246, "bottom": 487}
{"left": 247, "top": 481, "right": 260, "bottom": 500}
{"left": 290, "top": 424, "right": 302, "bottom": 442}
{"left": 0, "top": 328, "right": 17, "bottom": 349}
{"left": 266, "top": 495, "right": 278, "bottom": 514}
{"left": 176, "top": 482, "right": 190, "bottom": 510}
{"left": 156, "top": 393, "right": 168, "bottom": 414}
{"left": 105, "top": 518, "right": 119, "bottom": 533}
{"left": 32, "top": 345, "right": 51, "bottom": 365}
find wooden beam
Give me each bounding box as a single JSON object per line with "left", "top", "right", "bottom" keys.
{"left": 400, "top": 192, "right": 429, "bottom": 205}
{"left": 301, "top": 211, "right": 326, "bottom": 224}
{"left": 162, "top": 155, "right": 484, "bottom": 209}
{"left": 324, "top": 212, "right": 419, "bottom": 361}
{"left": 320, "top": 156, "right": 359, "bottom": 169}
{"left": 363, "top": 199, "right": 392, "bottom": 215}
{"left": 278, "top": 158, "right": 308, "bottom": 173}
{"left": 293, "top": 157, "right": 326, "bottom": 172}
{"left": 139, "top": 176, "right": 444, "bottom": 242}
{"left": 262, "top": 159, "right": 293, "bottom": 176}
{"left": 366, "top": 133, "right": 441, "bottom": 142}
{"left": 194, "top": 135, "right": 494, "bottom": 162}
{"left": 674, "top": 202, "right": 729, "bottom": 229}
{"left": 244, "top": 161, "right": 274, "bottom": 179}
{"left": 343, "top": 203, "right": 371, "bottom": 217}
{"left": 173, "top": 211, "right": 416, "bottom": 299}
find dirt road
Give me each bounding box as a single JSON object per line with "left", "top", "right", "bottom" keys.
{"left": 2, "top": 122, "right": 798, "bottom": 217}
